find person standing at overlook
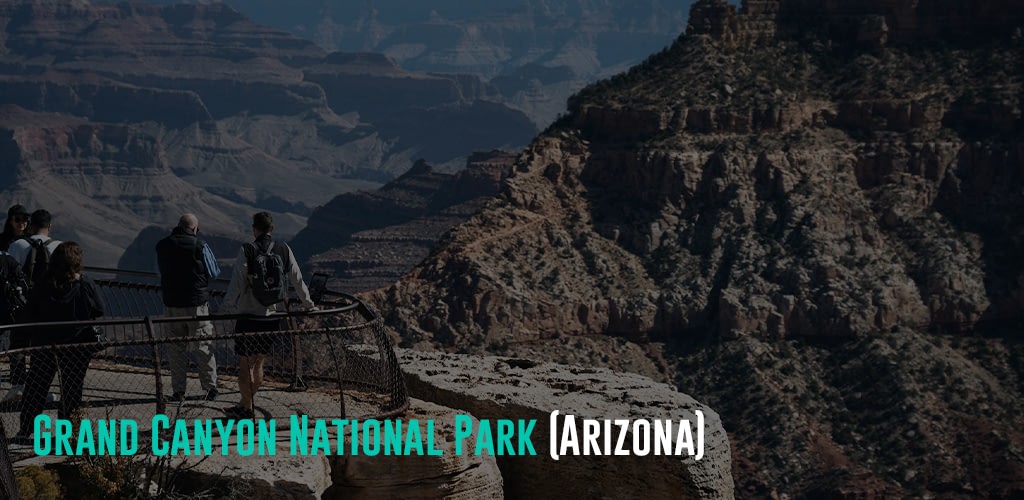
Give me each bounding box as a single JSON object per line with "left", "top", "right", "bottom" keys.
{"left": 221, "top": 211, "right": 314, "bottom": 419}
{"left": 8, "top": 209, "right": 62, "bottom": 289}
{"left": 3, "top": 209, "right": 62, "bottom": 403}
{"left": 155, "top": 213, "right": 221, "bottom": 402}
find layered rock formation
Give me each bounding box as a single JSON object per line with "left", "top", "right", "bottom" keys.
{"left": 0, "top": 105, "right": 271, "bottom": 265}
{"left": 153, "top": 0, "right": 698, "bottom": 127}
{"left": 369, "top": 0, "right": 1024, "bottom": 496}
{"left": 0, "top": 0, "right": 535, "bottom": 265}
{"left": 398, "top": 349, "right": 734, "bottom": 499}
{"left": 376, "top": 0, "right": 1024, "bottom": 344}
{"left": 326, "top": 400, "right": 505, "bottom": 499}
{"left": 292, "top": 152, "right": 515, "bottom": 293}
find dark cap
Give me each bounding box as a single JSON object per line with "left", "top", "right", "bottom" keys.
{"left": 7, "top": 205, "right": 29, "bottom": 218}
{"left": 30, "top": 209, "right": 51, "bottom": 228}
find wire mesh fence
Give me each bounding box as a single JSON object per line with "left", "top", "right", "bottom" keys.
{"left": 0, "top": 267, "right": 408, "bottom": 469}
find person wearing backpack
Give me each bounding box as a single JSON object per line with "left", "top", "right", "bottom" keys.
{"left": 221, "top": 212, "right": 314, "bottom": 419}
{"left": 3, "top": 209, "right": 61, "bottom": 403}
{"left": 155, "top": 214, "right": 221, "bottom": 402}
{"left": 8, "top": 209, "right": 62, "bottom": 289}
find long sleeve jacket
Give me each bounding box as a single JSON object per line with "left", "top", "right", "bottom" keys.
{"left": 221, "top": 236, "right": 313, "bottom": 316}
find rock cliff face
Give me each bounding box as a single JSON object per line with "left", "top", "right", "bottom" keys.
{"left": 292, "top": 152, "right": 515, "bottom": 293}
{"left": 369, "top": 0, "right": 1024, "bottom": 496}
{"left": 692, "top": 0, "right": 1024, "bottom": 47}
{"left": 0, "top": 0, "right": 536, "bottom": 266}
{"left": 0, "top": 105, "right": 270, "bottom": 265}
{"left": 378, "top": 0, "right": 1024, "bottom": 343}
{"left": 398, "top": 349, "right": 734, "bottom": 499}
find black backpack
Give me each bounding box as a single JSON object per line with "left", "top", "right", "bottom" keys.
{"left": 23, "top": 237, "right": 52, "bottom": 289}
{"left": 0, "top": 254, "right": 28, "bottom": 322}
{"left": 244, "top": 241, "right": 288, "bottom": 306}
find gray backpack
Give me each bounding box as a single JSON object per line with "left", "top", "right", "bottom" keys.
{"left": 244, "top": 241, "right": 288, "bottom": 306}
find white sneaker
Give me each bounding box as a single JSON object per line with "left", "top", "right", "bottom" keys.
{"left": 2, "top": 384, "right": 23, "bottom": 403}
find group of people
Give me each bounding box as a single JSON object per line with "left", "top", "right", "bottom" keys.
{"left": 0, "top": 206, "right": 102, "bottom": 437}
{"left": 1, "top": 206, "right": 316, "bottom": 437}
{"left": 157, "top": 211, "right": 315, "bottom": 420}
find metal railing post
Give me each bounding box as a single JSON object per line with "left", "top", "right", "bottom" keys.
{"left": 145, "top": 316, "right": 166, "bottom": 414}
{"left": 284, "top": 300, "right": 307, "bottom": 392}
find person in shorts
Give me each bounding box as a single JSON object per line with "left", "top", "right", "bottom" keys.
{"left": 221, "top": 212, "right": 314, "bottom": 418}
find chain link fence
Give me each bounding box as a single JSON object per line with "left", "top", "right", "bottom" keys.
{"left": 0, "top": 267, "right": 408, "bottom": 491}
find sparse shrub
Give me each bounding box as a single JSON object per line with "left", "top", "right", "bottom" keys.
{"left": 67, "top": 455, "right": 147, "bottom": 499}
{"left": 55, "top": 410, "right": 210, "bottom": 499}
{"left": 488, "top": 338, "right": 510, "bottom": 353}
{"left": 16, "top": 465, "right": 61, "bottom": 500}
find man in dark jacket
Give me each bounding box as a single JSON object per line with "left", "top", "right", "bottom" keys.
{"left": 156, "top": 214, "right": 220, "bottom": 401}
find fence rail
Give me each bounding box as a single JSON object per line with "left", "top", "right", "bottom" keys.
{"left": 0, "top": 267, "right": 409, "bottom": 487}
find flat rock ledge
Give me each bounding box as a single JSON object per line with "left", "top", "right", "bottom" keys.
{"left": 326, "top": 399, "right": 504, "bottom": 499}
{"left": 182, "top": 452, "right": 333, "bottom": 499}
{"left": 172, "top": 398, "right": 503, "bottom": 499}
{"left": 397, "top": 348, "right": 735, "bottom": 499}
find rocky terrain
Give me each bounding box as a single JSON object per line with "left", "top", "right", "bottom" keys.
{"left": 366, "top": 0, "right": 1024, "bottom": 497}
{"left": 154, "top": 0, "right": 699, "bottom": 128}
{"left": 0, "top": 0, "right": 535, "bottom": 265}
{"left": 397, "top": 348, "right": 734, "bottom": 499}
{"left": 290, "top": 151, "right": 516, "bottom": 293}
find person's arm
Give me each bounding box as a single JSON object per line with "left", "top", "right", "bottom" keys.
{"left": 201, "top": 242, "right": 221, "bottom": 279}
{"left": 82, "top": 277, "right": 105, "bottom": 319}
{"left": 221, "top": 246, "right": 248, "bottom": 313}
{"left": 285, "top": 244, "right": 315, "bottom": 310}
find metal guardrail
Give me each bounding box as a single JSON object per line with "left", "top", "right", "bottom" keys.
{"left": 0, "top": 267, "right": 409, "bottom": 483}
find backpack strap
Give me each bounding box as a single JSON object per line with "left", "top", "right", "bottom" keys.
{"left": 243, "top": 239, "right": 289, "bottom": 272}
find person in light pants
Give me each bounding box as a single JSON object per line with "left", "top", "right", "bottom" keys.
{"left": 155, "top": 214, "right": 220, "bottom": 401}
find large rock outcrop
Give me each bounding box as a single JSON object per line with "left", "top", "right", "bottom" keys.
{"left": 690, "top": 0, "right": 1024, "bottom": 47}
{"left": 373, "top": 0, "right": 1024, "bottom": 344}
{"left": 369, "top": 0, "right": 1024, "bottom": 497}
{"left": 326, "top": 400, "right": 504, "bottom": 499}
{"left": 399, "top": 349, "right": 734, "bottom": 499}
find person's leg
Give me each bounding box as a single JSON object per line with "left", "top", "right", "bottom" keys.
{"left": 5, "top": 329, "right": 29, "bottom": 401}
{"left": 57, "top": 349, "right": 92, "bottom": 420}
{"left": 250, "top": 355, "right": 266, "bottom": 399}
{"left": 233, "top": 318, "right": 251, "bottom": 411}
{"left": 3, "top": 352, "right": 27, "bottom": 401}
{"left": 19, "top": 350, "right": 57, "bottom": 434}
{"left": 238, "top": 355, "right": 255, "bottom": 411}
{"left": 244, "top": 318, "right": 278, "bottom": 410}
{"left": 164, "top": 308, "right": 189, "bottom": 396}
{"left": 192, "top": 304, "right": 217, "bottom": 392}
{"left": 10, "top": 352, "right": 25, "bottom": 385}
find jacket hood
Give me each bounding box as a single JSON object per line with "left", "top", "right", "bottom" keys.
{"left": 48, "top": 280, "right": 82, "bottom": 304}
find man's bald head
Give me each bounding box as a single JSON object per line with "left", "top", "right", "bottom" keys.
{"left": 178, "top": 213, "right": 199, "bottom": 232}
